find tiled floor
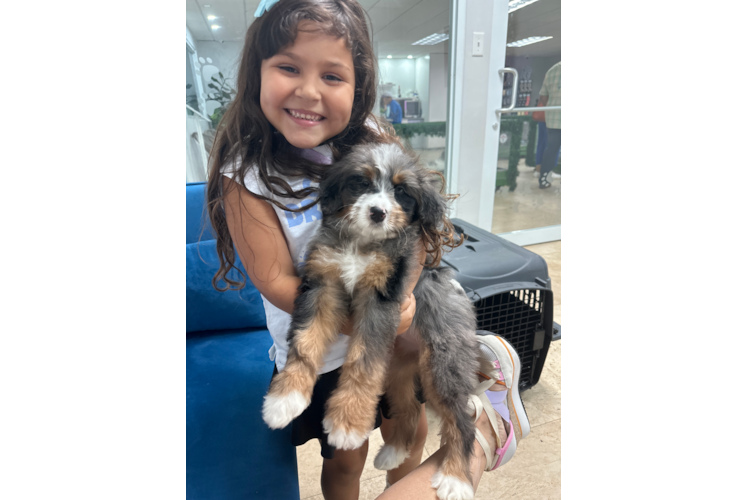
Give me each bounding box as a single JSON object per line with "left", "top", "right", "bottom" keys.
{"left": 296, "top": 237, "right": 562, "bottom": 500}
{"left": 492, "top": 159, "right": 561, "bottom": 235}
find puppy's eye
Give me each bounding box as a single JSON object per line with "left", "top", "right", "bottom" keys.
{"left": 394, "top": 185, "right": 406, "bottom": 195}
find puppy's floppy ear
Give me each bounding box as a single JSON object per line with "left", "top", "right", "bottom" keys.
{"left": 318, "top": 161, "right": 349, "bottom": 216}
{"left": 416, "top": 170, "right": 447, "bottom": 231}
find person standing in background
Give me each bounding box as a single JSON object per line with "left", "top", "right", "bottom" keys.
{"left": 538, "top": 61, "right": 561, "bottom": 189}
{"left": 382, "top": 91, "right": 402, "bottom": 124}
{"left": 533, "top": 99, "right": 560, "bottom": 179}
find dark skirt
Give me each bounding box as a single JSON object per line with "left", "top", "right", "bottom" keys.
{"left": 270, "top": 365, "right": 426, "bottom": 459}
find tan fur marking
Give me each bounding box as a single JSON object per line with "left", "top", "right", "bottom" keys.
{"left": 326, "top": 344, "right": 389, "bottom": 436}
{"left": 388, "top": 204, "right": 409, "bottom": 231}
{"left": 355, "top": 253, "right": 393, "bottom": 292}
{"left": 363, "top": 165, "right": 377, "bottom": 181}
{"left": 272, "top": 359, "right": 316, "bottom": 399}
{"left": 304, "top": 248, "right": 341, "bottom": 279}
{"left": 269, "top": 282, "right": 346, "bottom": 400}
{"left": 392, "top": 171, "right": 409, "bottom": 185}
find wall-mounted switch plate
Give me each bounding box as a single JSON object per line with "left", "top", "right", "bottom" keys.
{"left": 472, "top": 32, "right": 484, "bottom": 56}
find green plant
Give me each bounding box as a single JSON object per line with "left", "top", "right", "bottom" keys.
{"left": 391, "top": 122, "right": 447, "bottom": 140}
{"left": 207, "top": 72, "right": 235, "bottom": 106}
{"left": 210, "top": 107, "right": 228, "bottom": 129}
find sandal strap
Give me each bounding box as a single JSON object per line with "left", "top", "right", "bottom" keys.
{"left": 473, "top": 377, "right": 498, "bottom": 395}
{"left": 470, "top": 392, "right": 504, "bottom": 471}
{"left": 469, "top": 394, "right": 494, "bottom": 470}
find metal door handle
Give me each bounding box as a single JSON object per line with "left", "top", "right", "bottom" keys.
{"left": 497, "top": 68, "right": 518, "bottom": 113}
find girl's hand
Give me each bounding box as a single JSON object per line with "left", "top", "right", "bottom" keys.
{"left": 394, "top": 293, "right": 421, "bottom": 353}
{"left": 339, "top": 293, "right": 416, "bottom": 337}
{"left": 397, "top": 293, "right": 416, "bottom": 336}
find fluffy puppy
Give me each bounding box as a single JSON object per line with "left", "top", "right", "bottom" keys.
{"left": 263, "top": 143, "right": 479, "bottom": 500}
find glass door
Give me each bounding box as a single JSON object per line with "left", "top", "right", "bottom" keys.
{"left": 492, "top": 0, "right": 561, "bottom": 244}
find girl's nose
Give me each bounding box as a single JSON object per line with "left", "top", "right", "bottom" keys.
{"left": 295, "top": 76, "right": 321, "bottom": 101}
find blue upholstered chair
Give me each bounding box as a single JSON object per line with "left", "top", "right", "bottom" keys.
{"left": 187, "top": 182, "right": 300, "bottom": 500}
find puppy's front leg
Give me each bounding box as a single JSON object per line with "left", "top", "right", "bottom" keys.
{"left": 263, "top": 278, "right": 348, "bottom": 429}
{"left": 323, "top": 291, "right": 400, "bottom": 450}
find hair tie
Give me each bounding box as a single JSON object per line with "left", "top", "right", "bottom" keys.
{"left": 254, "top": 0, "right": 280, "bottom": 17}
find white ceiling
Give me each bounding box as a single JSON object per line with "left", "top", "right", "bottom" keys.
{"left": 186, "top": 0, "right": 560, "bottom": 59}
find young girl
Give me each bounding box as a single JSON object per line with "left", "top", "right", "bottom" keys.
{"left": 205, "top": 1, "right": 521, "bottom": 498}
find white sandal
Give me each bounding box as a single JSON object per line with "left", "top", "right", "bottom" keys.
{"left": 471, "top": 333, "right": 531, "bottom": 470}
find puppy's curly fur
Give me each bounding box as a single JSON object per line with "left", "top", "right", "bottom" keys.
{"left": 263, "top": 143, "right": 479, "bottom": 500}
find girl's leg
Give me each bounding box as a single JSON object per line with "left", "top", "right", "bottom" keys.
{"left": 379, "top": 403, "right": 429, "bottom": 485}
{"left": 376, "top": 404, "right": 502, "bottom": 500}
{"left": 321, "top": 439, "right": 369, "bottom": 500}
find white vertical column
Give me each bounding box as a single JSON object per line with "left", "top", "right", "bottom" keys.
{"left": 445, "top": 0, "right": 508, "bottom": 232}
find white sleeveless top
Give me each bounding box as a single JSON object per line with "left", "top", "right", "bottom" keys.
{"left": 222, "top": 144, "right": 349, "bottom": 373}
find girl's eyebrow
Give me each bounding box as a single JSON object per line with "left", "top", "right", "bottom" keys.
{"left": 276, "top": 50, "right": 351, "bottom": 72}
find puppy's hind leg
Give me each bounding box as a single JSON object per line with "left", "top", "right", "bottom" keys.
{"left": 419, "top": 343, "right": 478, "bottom": 500}
{"left": 263, "top": 280, "right": 348, "bottom": 429}
{"left": 411, "top": 267, "right": 480, "bottom": 499}
{"left": 374, "top": 347, "right": 421, "bottom": 471}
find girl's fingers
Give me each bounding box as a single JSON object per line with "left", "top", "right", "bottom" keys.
{"left": 396, "top": 294, "right": 416, "bottom": 336}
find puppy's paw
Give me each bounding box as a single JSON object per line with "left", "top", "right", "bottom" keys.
{"left": 431, "top": 471, "right": 474, "bottom": 500}
{"left": 373, "top": 444, "right": 410, "bottom": 470}
{"left": 262, "top": 391, "right": 308, "bottom": 429}
{"left": 322, "top": 416, "right": 370, "bottom": 450}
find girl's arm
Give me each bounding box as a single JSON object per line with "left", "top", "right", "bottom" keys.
{"left": 395, "top": 241, "right": 426, "bottom": 335}
{"left": 223, "top": 177, "right": 302, "bottom": 315}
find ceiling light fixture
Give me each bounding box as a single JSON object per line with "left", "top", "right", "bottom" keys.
{"left": 407, "top": 55, "right": 413, "bottom": 59}
{"left": 506, "top": 36, "right": 553, "bottom": 47}
{"left": 207, "top": 15, "right": 217, "bottom": 20}
{"left": 508, "top": 0, "right": 540, "bottom": 13}
{"left": 412, "top": 33, "right": 449, "bottom": 46}
{"left": 387, "top": 55, "right": 392, "bottom": 59}
{"left": 211, "top": 25, "right": 221, "bottom": 30}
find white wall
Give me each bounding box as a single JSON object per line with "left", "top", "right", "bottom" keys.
{"left": 194, "top": 41, "right": 244, "bottom": 116}
{"left": 378, "top": 58, "right": 416, "bottom": 98}
{"left": 414, "top": 56, "right": 430, "bottom": 121}
{"left": 428, "top": 53, "right": 448, "bottom": 122}
{"left": 447, "top": 0, "right": 508, "bottom": 231}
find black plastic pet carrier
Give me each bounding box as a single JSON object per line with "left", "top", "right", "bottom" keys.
{"left": 442, "top": 219, "right": 561, "bottom": 392}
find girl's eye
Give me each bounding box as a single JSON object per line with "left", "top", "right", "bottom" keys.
{"left": 323, "top": 74, "right": 343, "bottom": 82}
{"left": 279, "top": 66, "right": 298, "bottom": 74}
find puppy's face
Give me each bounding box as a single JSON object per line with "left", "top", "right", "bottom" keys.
{"left": 319, "top": 143, "right": 444, "bottom": 243}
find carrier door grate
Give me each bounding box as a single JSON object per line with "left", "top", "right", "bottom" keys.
{"left": 474, "top": 289, "right": 546, "bottom": 389}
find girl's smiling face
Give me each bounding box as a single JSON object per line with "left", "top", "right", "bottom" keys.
{"left": 260, "top": 22, "right": 355, "bottom": 149}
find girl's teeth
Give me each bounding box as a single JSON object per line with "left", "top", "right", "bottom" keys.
{"left": 291, "top": 110, "right": 319, "bottom": 121}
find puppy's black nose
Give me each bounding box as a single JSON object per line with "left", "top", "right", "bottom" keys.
{"left": 370, "top": 206, "right": 386, "bottom": 223}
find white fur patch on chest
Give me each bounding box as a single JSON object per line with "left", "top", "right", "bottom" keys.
{"left": 324, "top": 247, "right": 377, "bottom": 295}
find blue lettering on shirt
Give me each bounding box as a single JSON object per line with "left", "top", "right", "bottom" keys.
{"left": 284, "top": 178, "right": 322, "bottom": 227}
{"left": 298, "top": 249, "right": 312, "bottom": 270}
